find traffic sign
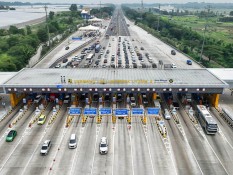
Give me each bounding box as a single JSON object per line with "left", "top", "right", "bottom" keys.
{"left": 99, "top": 108, "right": 112, "bottom": 115}
{"left": 84, "top": 108, "right": 97, "bottom": 115}
{"left": 131, "top": 108, "right": 144, "bottom": 115}
{"left": 147, "top": 108, "right": 160, "bottom": 115}
{"left": 115, "top": 109, "right": 128, "bottom": 116}
{"left": 69, "top": 108, "right": 81, "bottom": 115}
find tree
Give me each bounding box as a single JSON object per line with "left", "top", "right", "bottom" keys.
{"left": 69, "top": 4, "right": 77, "bottom": 11}
{"left": 37, "top": 28, "right": 48, "bottom": 42}
{"left": 7, "top": 36, "right": 19, "bottom": 47}
{"left": 8, "top": 26, "right": 20, "bottom": 34}
{"left": 49, "top": 11, "right": 55, "bottom": 20}
{"left": 26, "top": 25, "right": 32, "bottom": 35}
{"left": 230, "top": 11, "right": 233, "bottom": 16}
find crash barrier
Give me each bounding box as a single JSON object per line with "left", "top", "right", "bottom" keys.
{"left": 141, "top": 116, "right": 147, "bottom": 125}
{"left": 156, "top": 119, "right": 167, "bottom": 138}
{"left": 96, "top": 116, "right": 102, "bottom": 124}
{"left": 65, "top": 115, "right": 74, "bottom": 127}
{"left": 48, "top": 106, "right": 62, "bottom": 125}
{"left": 49, "top": 37, "right": 97, "bottom": 68}
{"left": 126, "top": 116, "right": 131, "bottom": 124}
{"left": 217, "top": 107, "right": 233, "bottom": 128}
{"left": 170, "top": 109, "right": 180, "bottom": 124}
{"left": 0, "top": 103, "right": 22, "bottom": 123}
{"left": 11, "top": 109, "right": 28, "bottom": 127}
{"left": 112, "top": 116, "right": 116, "bottom": 124}
{"left": 82, "top": 115, "right": 88, "bottom": 124}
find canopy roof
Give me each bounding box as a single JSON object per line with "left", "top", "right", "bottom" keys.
{"left": 88, "top": 17, "right": 102, "bottom": 22}
{"left": 79, "top": 25, "right": 100, "bottom": 31}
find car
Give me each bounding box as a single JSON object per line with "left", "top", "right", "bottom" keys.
{"left": 40, "top": 140, "right": 51, "bottom": 155}
{"left": 130, "top": 97, "right": 136, "bottom": 107}
{"left": 186, "top": 60, "right": 192, "bottom": 65}
{"left": 171, "top": 50, "right": 176, "bottom": 55}
{"left": 38, "top": 115, "right": 46, "bottom": 125}
{"left": 65, "top": 46, "right": 69, "bottom": 50}
{"left": 142, "top": 94, "right": 149, "bottom": 105}
{"left": 55, "top": 64, "right": 61, "bottom": 68}
{"left": 104, "top": 93, "right": 111, "bottom": 102}
{"left": 80, "top": 93, "right": 88, "bottom": 102}
{"left": 104, "top": 59, "right": 107, "bottom": 63}
{"left": 64, "top": 95, "right": 70, "bottom": 104}
{"left": 116, "top": 93, "right": 122, "bottom": 102}
{"left": 93, "top": 93, "right": 99, "bottom": 102}
{"left": 152, "top": 63, "right": 157, "bottom": 68}
{"left": 69, "top": 134, "right": 77, "bottom": 149}
{"left": 104, "top": 54, "right": 108, "bottom": 58}
{"left": 171, "top": 63, "right": 177, "bottom": 68}
{"left": 106, "top": 50, "right": 110, "bottom": 54}
{"left": 63, "top": 58, "right": 68, "bottom": 63}
{"left": 6, "top": 130, "right": 17, "bottom": 142}
{"left": 99, "top": 137, "right": 108, "bottom": 154}
{"left": 34, "top": 95, "right": 42, "bottom": 103}
{"left": 164, "top": 109, "right": 171, "bottom": 120}
{"left": 140, "top": 47, "right": 144, "bottom": 50}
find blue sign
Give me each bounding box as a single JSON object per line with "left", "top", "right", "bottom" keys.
{"left": 69, "top": 108, "right": 81, "bottom": 115}
{"left": 72, "top": 37, "right": 82, "bottom": 40}
{"left": 84, "top": 108, "right": 97, "bottom": 115}
{"left": 147, "top": 108, "right": 160, "bottom": 115}
{"left": 99, "top": 108, "right": 112, "bottom": 115}
{"left": 132, "top": 108, "right": 144, "bottom": 115}
{"left": 115, "top": 109, "right": 128, "bottom": 116}
{"left": 56, "top": 85, "right": 63, "bottom": 88}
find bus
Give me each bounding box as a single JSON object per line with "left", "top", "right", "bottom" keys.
{"left": 86, "top": 53, "right": 94, "bottom": 60}
{"left": 196, "top": 105, "right": 218, "bottom": 135}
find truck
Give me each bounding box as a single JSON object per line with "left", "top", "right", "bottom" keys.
{"left": 95, "top": 44, "right": 101, "bottom": 53}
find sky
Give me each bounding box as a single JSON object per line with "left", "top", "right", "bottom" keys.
{"left": 2, "top": 0, "right": 233, "bottom": 4}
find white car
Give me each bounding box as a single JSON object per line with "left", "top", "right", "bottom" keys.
{"left": 34, "top": 95, "right": 42, "bottom": 103}
{"left": 171, "top": 63, "right": 177, "bottom": 68}
{"left": 164, "top": 109, "right": 171, "bottom": 120}
{"left": 40, "top": 140, "right": 51, "bottom": 155}
{"left": 99, "top": 137, "right": 108, "bottom": 154}
{"left": 130, "top": 97, "right": 136, "bottom": 107}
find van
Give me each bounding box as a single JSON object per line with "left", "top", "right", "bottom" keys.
{"left": 99, "top": 137, "right": 108, "bottom": 154}
{"left": 69, "top": 134, "right": 77, "bottom": 149}
{"left": 164, "top": 109, "right": 171, "bottom": 120}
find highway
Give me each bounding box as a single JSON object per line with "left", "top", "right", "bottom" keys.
{"left": 0, "top": 7, "right": 232, "bottom": 175}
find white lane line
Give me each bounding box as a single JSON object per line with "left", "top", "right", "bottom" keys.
{"left": 111, "top": 120, "right": 115, "bottom": 175}
{"left": 144, "top": 126, "right": 155, "bottom": 175}
{"left": 0, "top": 116, "right": 35, "bottom": 173}
{"left": 21, "top": 128, "right": 48, "bottom": 175}
{"left": 204, "top": 134, "right": 230, "bottom": 175}
{"left": 128, "top": 117, "right": 134, "bottom": 175}
{"left": 90, "top": 123, "right": 100, "bottom": 175}
{"left": 69, "top": 121, "right": 87, "bottom": 175}
{"left": 219, "top": 128, "right": 233, "bottom": 150}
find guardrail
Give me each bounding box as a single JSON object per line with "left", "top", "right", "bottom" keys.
{"left": 49, "top": 37, "right": 97, "bottom": 68}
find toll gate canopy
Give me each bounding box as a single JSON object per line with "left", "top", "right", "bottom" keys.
{"left": 1, "top": 68, "right": 228, "bottom": 94}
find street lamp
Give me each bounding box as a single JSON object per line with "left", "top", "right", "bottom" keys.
{"left": 199, "top": 24, "right": 208, "bottom": 63}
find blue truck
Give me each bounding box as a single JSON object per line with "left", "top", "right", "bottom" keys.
{"left": 95, "top": 44, "right": 101, "bottom": 53}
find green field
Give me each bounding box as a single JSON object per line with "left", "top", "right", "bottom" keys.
{"left": 163, "top": 15, "right": 233, "bottom": 43}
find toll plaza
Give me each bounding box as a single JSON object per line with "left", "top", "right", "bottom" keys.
{"left": 0, "top": 68, "right": 229, "bottom": 110}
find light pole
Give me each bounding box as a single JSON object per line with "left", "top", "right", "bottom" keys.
{"left": 44, "top": 5, "right": 51, "bottom": 47}
{"left": 199, "top": 24, "right": 208, "bottom": 63}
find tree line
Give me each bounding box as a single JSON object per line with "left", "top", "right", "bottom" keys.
{"left": 122, "top": 6, "right": 233, "bottom": 68}
{"left": 0, "top": 9, "right": 83, "bottom": 71}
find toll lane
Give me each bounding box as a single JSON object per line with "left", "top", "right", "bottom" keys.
{"left": 72, "top": 117, "right": 97, "bottom": 174}
{"left": 147, "top": 116, "right": 176, "bottom": 175}
{"left": 131, "top": 117, "right": 154, "bottom": 175}
{"left": 113, "top": 118, "right": 133, "bottom": 175}
{"left": 21, "top": 104, "right": 68, "bottom": 175}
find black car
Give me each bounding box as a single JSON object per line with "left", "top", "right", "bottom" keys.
{"left": 92, "top": 93, "right": 99, "bottom": 102}
{"left": 63, "top": 58, "right": 68, "bottom": 63}
{"left": 65, "top": 46, "right": 69, "bottom": 50}
{"left": 104, "top": 93, "right": 111, "bottom": 102}
{"left": 116, "top": 93, "right": 122, "bottom": 102}
{"left": 152, "top": 63, "right": 157, "bottom": 68}
{"left": 80, "top": 93, "right": 88, "bottom": 102}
